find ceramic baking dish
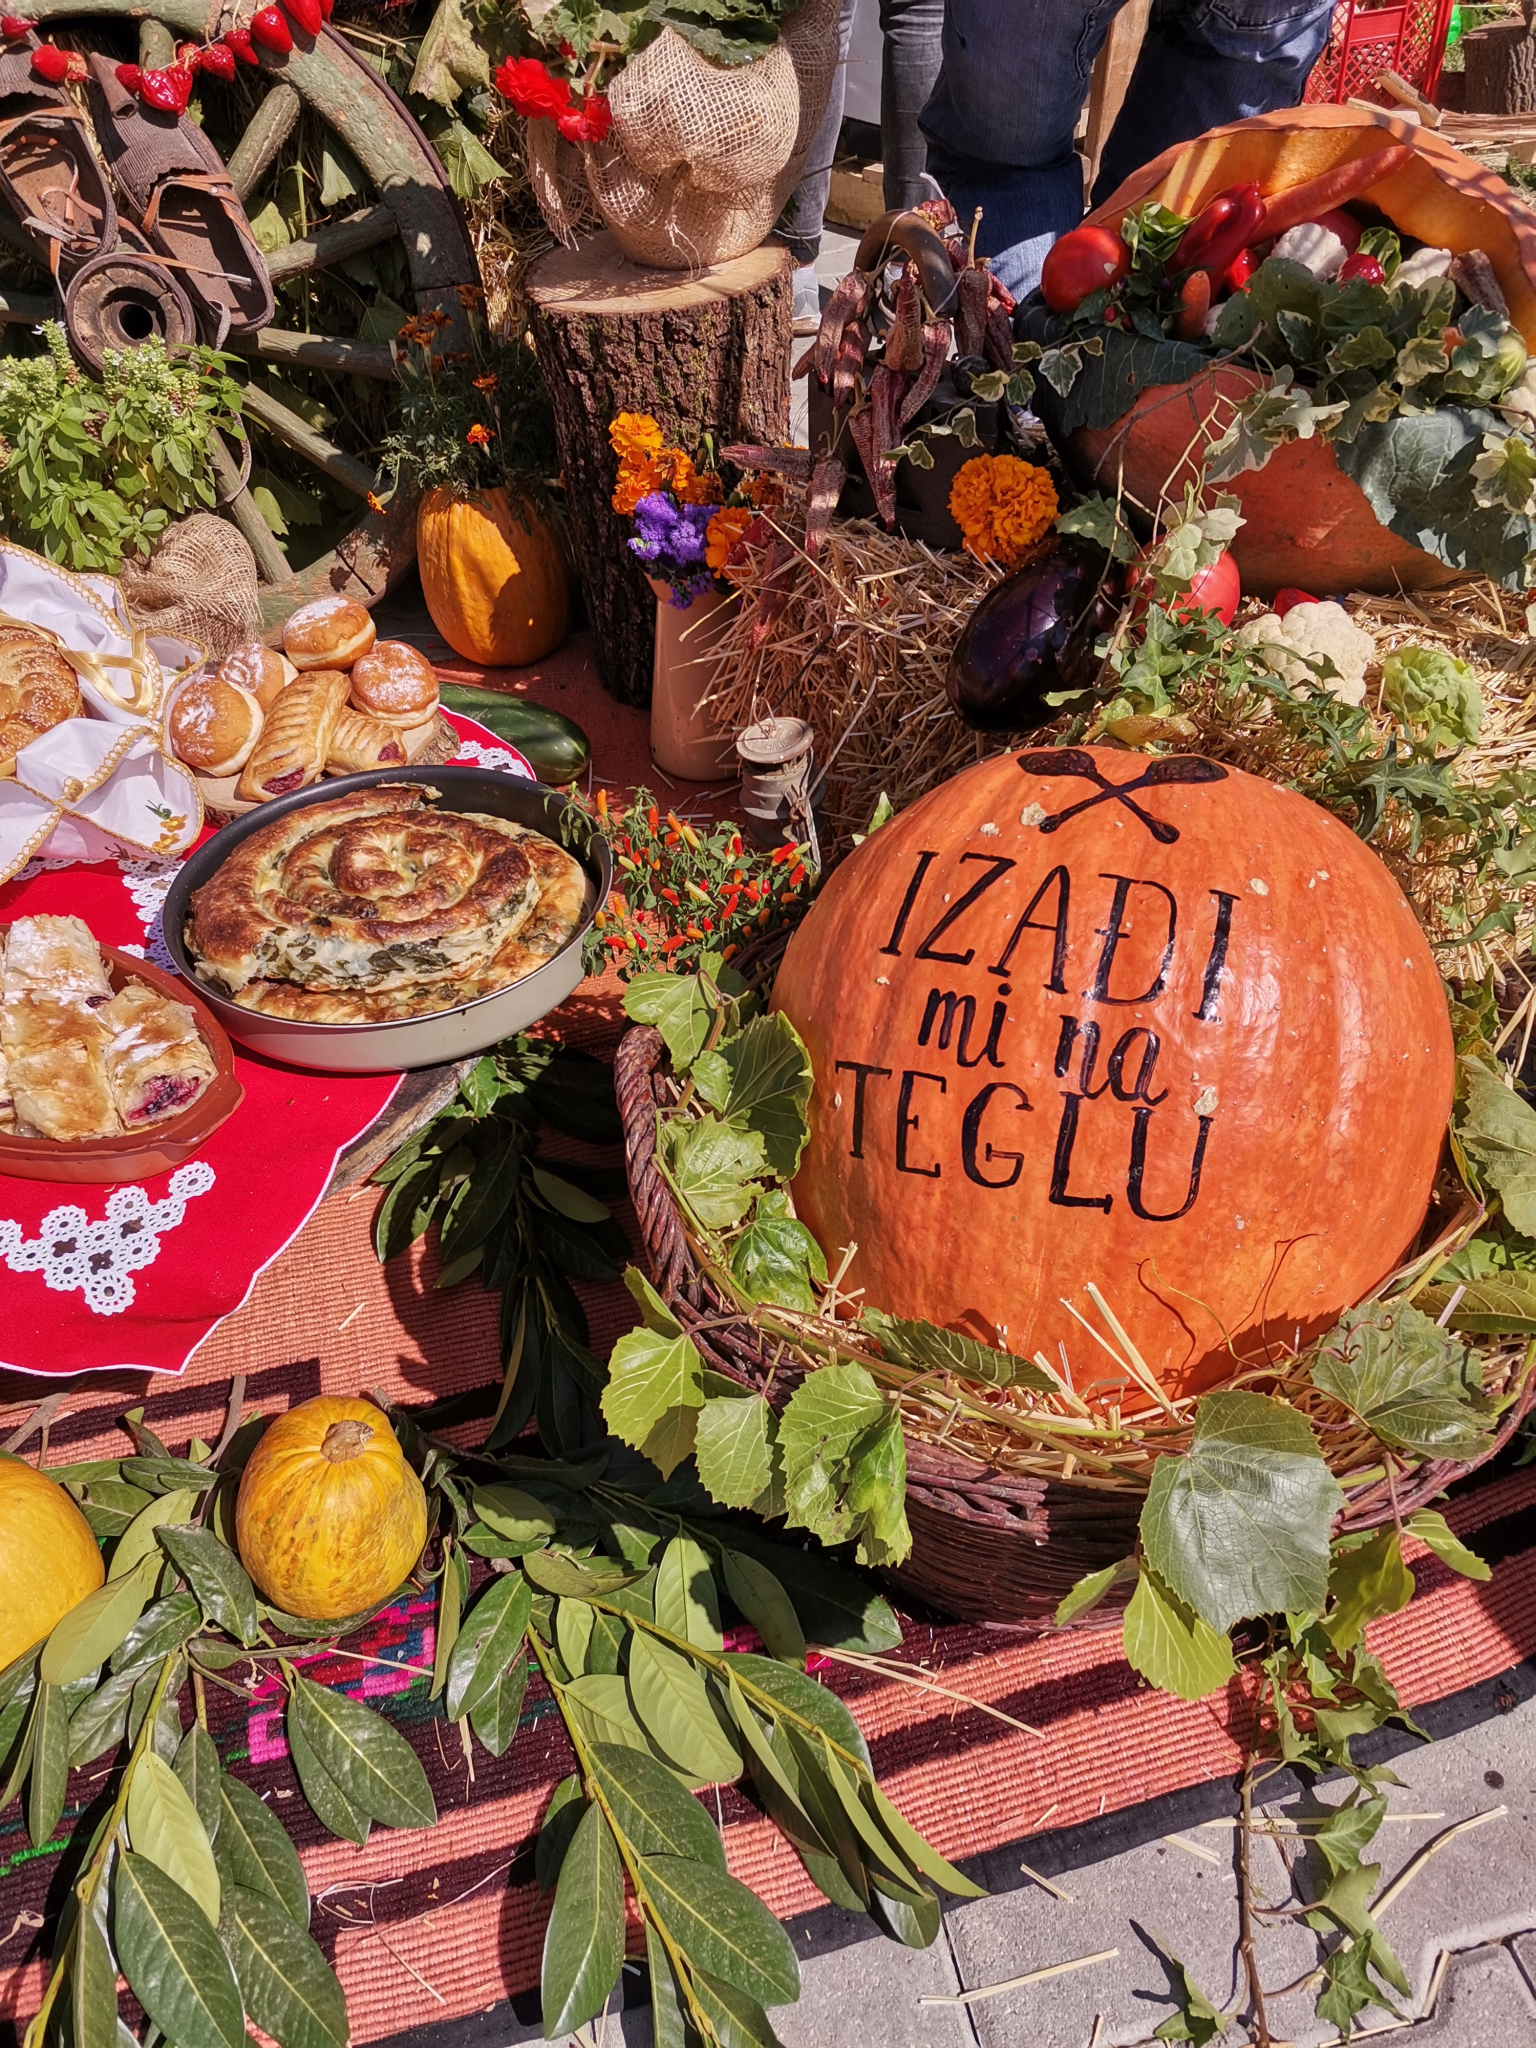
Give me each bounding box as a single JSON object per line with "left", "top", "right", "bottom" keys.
{"left": 0, "top": 941, "right": 243, "bottom": 1183}
{"left": 160, "top": 767, "right": 613, "bottom": 1074}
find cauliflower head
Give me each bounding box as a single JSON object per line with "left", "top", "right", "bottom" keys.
{"left": 1235, "top": 601, "right": 1373, "bottom": 706}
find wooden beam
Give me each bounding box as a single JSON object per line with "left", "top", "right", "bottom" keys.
{"left": 227, "top": 83, "right": 302, "bottom": 204}
{"left": 209, "top": 434, "right": 290, "bottom": 585}
{"left": 239, "top": 379, "right": 377, "bottom": 499}
{"left": 264, "top": 202, "right": 398, "bottom": 284}
{"left": 234, "top": 327, "right": 398, "bottom": 379}
{"left": 1083, "top": 0, "right": 1151, "bottom": 196}
{"left": 139, "top": 18, "right": 176, "bottom": 69}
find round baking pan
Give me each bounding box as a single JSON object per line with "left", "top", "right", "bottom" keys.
{"left": 160, "top": 767, "right": 613, "bottom": 1074}
{"left": 0, "top": 942, "right": 243, "bottom": 1184}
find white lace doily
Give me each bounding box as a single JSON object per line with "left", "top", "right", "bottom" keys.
{"left": 117, "top": 856, "right": 179, "bottom": 970}
{"left": 0, "top": 1161, "right": 216, "bottom": 1316}
{"left": 452, "top": 739, "right": 536, "bottom": 783}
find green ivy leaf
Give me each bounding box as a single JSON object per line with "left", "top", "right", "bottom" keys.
{"left": 219, "top": 1882, "right": 348, "bottom": 2048}
{"left": 601, "top": 1322, "right": 704, "bottom": 1480}
{"left": 623, "top": 972, "right": 717, "bottom": 1071}
{"left": 288, "top": 1674, "right": 434, "bottom": 1830}
{"left": 1151, "top": 1942, "right": 1225, "bottom": 2043}
{"left": 1121, "top": 1567, "right": 1237, "bottom": 1702}
{"left": 1311, "top": 1301, "right": 1494, "bottom": 1460}
{"left": 1417, "top": 1271, "right": 1536, "bottom": 1334}
{"left": 114, "top": 1850, "right": 246, "bottom": 2048}
{"left": 692, "top": 1014, "right": 813, "bottom": 1178}
{"left": 540, "top": 1800, "right": 623, "bottom": 2035}
{"left": 127, "top": 1750, "right": 221, "bottom": 1922}
{"left": 1055, "top": 1560, "right": 1135, "bottom": 1627}
{"left": 1141, "top": 1391, "right": 1342, "bottom": 1629}
{"left": 663, "top": 1116, "right": 766, "bottom": 1230}
{"left": 1326, "top": 1529, "right": 1416, "bottom": 1653}
{"left": 696, "top": 1396, "right": 780, "bottom": 1513}
{"left": 1459, "top": 1058, "right": 1536, "bottom": 1231}
{"left": 215, "top": 1773, "right": 310, "bottom": 1925}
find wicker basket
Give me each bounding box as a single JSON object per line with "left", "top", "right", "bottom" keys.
{"left": 618, "top": 1021, "right": 1536, "bottom": 1627}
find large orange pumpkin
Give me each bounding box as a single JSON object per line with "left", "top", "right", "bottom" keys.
{"left": 773, "top": 747, "right": 1453, "bottom": 1400}
{"left": 236, "top": 1396, "right": 427, "bottom": 1621}
{"left": 416, "top": 486, "right": 570, "bottom": 668}
{"left": 0, "top": 1460, "right": 104, "bottom": 1668}
{"left": 1071, "top": 107, "right": 1536, "bottom": 597}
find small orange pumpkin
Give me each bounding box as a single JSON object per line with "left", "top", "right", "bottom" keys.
{"left": 0, "top": 1460, "right": 105, "bottom": 1668}
{"left": 235, "top": 1396, "right": 427, "bottom": 1621}
{"left": 416, "top": 486, "right": 570, "bottom": 668}
{"left": 773, "top": 745, "right": 1453, "bottom": 1400}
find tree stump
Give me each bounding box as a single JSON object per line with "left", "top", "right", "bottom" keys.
{"left": 528, "top": 234, "right": 792, "bottom": 708}
{"left": 1462, "top": 21, "right": 1536, "bottom": 114}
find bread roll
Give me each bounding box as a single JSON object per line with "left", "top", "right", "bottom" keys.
{"left": 169, "top": 673, "right": 265, "bottom": 776}
{"left": 0, "top": 627, "right": 81, "bottom": 774}
{"left": 348, "top": 641, "right": 439, "bottom": 729}
{"left": 282, "top": 596, "right": 375, "bottom": 671}
{"left": 217, "top": 640, "right": 295, "bottom": 713}
{"left": 236, "top": 670, "right": 349, "bottom": 802}
{"left": 326, "top": 708, "right": 408, "bottom": 775}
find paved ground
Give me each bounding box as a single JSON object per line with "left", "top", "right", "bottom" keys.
{"left": 434, "top": 1674, "right": 1534, "bottom": 2048}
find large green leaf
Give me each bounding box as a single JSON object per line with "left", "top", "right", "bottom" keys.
{"left": 722, "top": 1552, "right": 805, "bottom": 1667}
{"left": 1334, "top": 406, "right": 1536, "bottom": 591}
{"left": 1326, "top": 1529, "right": 1415, "bottom": 1654}
{"left": 216, "top": 1774, "right": 309, "bottom": 1925}
{"left": 865, "top": 1777, "right": 985, "bottom": 1900}
{"left": 286, "top": 1707, "right": 369, "bottom": 1845}
{"left": 624, "top": 972, "right": 717, "bottom": 1070}
{"left": 587, "top": 1742, "right": 727, "bottom": 1867}
{"left": 469, "top": 1483, "right": 557, "bottom": 1544}
{"left": 695, "top": 1398, "right": 779, "bottom": 1513}
{"left": 540, "top": 1801, "right": 624, "bottom": 2035}
{"left": 729, "top": 1190, "right": 826, "bottom": 1313}
{"left": 692, "top": 1014, "right": 813, "bottom": 1178}
{"left": 112, "top": 1593, "right": 202, "bottom": 1675}
{"left": 109, "top": 1491, "right": 199, "bottom": 1581}
{"left": 468, "top": 1653, "right": 529, "bottom": 1758}
{"left": 1456, "top": 1058, "right": 1536, "bottom": 1230}
{"left": 28, "top": 1681, "right": 67, "bottom": 1847}
{"left": 562, "top": 1672, "right": 653, "bottom": 1758}
{"left": 690, "top": 1969, "right": 786, "bottom": 2048}
{"left": 72, "top": 1901, "right": 119, "bottom": 2048}
{"left": 127, "top": 1750, "right": 221, "bottom": 1923}
{"left": 728, "top": 1654, "right": 871, "bottom": 1767}
{"left": 627, "top": 1636, "right": 742, "bottom": 1786}
{"left": 1121, "top": 1567, "right": 1236, "bottom": 1701}
{"left": 1405, "top": 1508, "right": 1491, "bottom": 1581}
{"left": 1016, "top": 299, "right": 1210, "bottom": 436}
{"left": 863, "top": 1311, "right": 1054, "bottom": 1391}
{"left": 776, "top": 1366, "right": 888, "bottom": 1547}
{"left": 218, "top": 1883, "right": 347, "bottom": 2048}
{"left": 114, "top": 1850, "right": 246, "bottom": 2048}
{"left": 41, "top": 1560, "right": 157, "bottom": 1686}
{"left": 718, "top": 1535, "right": 901, "bottom": 1653}
{"left": 601, "top": 1322, "right": 703, "bottom": 1481}
{"left": 288, "top": 1674, "right": 434, "bottom": 1830}
{"left": 156, "top": 1527, "right": 259, "bottom": 1646}
{"left": 1140, "top": 1391, "right": 1342, "bottom": 1628}
{"left": 645, "top": 1922, "right": 692, "bottom": 2048}
{"left": 445, "top": 1573, "right": 533, "bottom": 1723}
{"left": 655, "top": 1535, "right": 723, "bottom": 1651}
{"left": 662, "top": 1116, "right": 766, "bottom": 1230}
{"left": 68, "top": 1664, "right": 139, "bottom": 1768}
{"left": 534, "top": 1775, "right": 583, "bottom": 1895}
{"left": 637, "top": 1853, "right": 800, "bottom": 2006}
{"left": 1310, "top": 1301, "right": 1493, "bottom": 1460}
{"left": 1418, "top": 1271, "right": 1536, "bottom": 1334}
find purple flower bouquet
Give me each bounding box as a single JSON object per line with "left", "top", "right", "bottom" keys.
{"left": 627, "top": 492, "right": 722, "bottom": 607}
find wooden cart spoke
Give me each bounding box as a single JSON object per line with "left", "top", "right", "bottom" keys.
{"left": 264, "top": 202, "right": 399, "bottom": 284}
{"left": 240, "top": 379, "right": 377, "bottom": 498}
{"left": 236, "top": 327, "right": 398, "bottom": 379}
{"left": 227, "top": 82, "right": 302, "bottom": 205}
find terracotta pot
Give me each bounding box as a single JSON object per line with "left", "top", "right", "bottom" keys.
{"left": 647, "top": 578, "right": 736, "bottom": 781}
{"left": 1071, "top": 106, "right": 1536, "bottom": 596}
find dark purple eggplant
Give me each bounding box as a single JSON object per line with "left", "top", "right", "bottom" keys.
{"left": 946, "top": 538, "right": 1121, "bottom": 732}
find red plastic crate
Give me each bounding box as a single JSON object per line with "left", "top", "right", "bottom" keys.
{"left": 1304, "top": 0, "right": 1456, "bottom": 105}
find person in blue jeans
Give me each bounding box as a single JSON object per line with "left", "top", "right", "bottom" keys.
{"left": 779, "top": 0, "right": 946, "bottom": 330}
{"left": 920, "top": 0, "right": 1338, "bottom": 301}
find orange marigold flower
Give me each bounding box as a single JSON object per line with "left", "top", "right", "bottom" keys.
{"left": 367, "top": 491, "right": 386, "bottom": 515}
{"left": 466, "top": 423, "right": 493, "bottom": 446}
{"left": 609, "top": 411, "right": 663, "bottom": 466}
{"left": 456, "top": 283, "right": 485, "bottom": 309}
{"left": 676, "top": 463, "right": 722, "bottom": 507}
{"left": 948, "top": 455, "right": 1058, "bottom": 568}
{"left": 472, "top": 373, "right": 497, "bottom": 391}
{"left": 704, "top": 503, "right": 754, "bottom": 573}
{"left": 611, "top": 451, "right": 664, "bottom": 514}
{"left": 747, "top": 475, "right": 783, "bottom": 509}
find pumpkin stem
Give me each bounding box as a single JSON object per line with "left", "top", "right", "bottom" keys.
{"left": 322, "top": 1419, "right": 374, "bottom": 1462}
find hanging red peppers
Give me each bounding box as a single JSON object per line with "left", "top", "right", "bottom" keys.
{"left": 223, "top": 26, "right": 259, "bottom": 62}
{"left": 281, "top": 0, "right": 322, "bottom": 38}
{"left": 249, "top": 7, "right": 292, "bottom": 52}
{"left": 138, "top": 63, "right": 193, "bottom": 111}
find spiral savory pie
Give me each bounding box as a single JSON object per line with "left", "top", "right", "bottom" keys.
{"left": 186, "top": 784, "right": 592, "bottom": 1020}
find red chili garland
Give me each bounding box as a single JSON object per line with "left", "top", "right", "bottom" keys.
{"left": 29, "top": 0, "right": 331, "bottom": 114}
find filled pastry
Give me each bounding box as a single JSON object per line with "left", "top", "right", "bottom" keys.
{"left": 236, "top": 670, "right": 350, "bottom": 803}
{"left": 4, "top": 992, "right": 118, "bottom": 1141}
{"left": 325, "top": 708, "right": 407, "bottom": 776}
{"left": 102, "top": 979, "right": 219, "bottom": 1125}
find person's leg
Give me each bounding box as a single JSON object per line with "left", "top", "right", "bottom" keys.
{"left": 919, "top": 0, "right": 1130, "bottom": 299}
{"left": 1092, "top": 0, "right": 1335, "bottom": 204}
{"left": 778, "top": 0, "right": 859, "bottom": 324}
{"left": 877, "top": 0, "right": 944, "bottom": 211}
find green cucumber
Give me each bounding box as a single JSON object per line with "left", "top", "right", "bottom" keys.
{"left": 440, "top": 683, "right": 591, "bottom": 786}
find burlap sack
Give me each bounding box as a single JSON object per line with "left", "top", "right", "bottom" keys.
{"left": 118, "top": 513, "right": 261, "bottom": 662}
{"left": 525, "top": 0, "right": 839, "bottom": 270}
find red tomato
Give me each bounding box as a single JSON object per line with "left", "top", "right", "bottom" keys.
{"left": 1130, "top": 548, "right": 1242, "bottom": 627}
{"left": 1308, "top": 207, "right": 1362, "bottom": 253}
{"left": 1040, "top": 226, "right": 1130, "bottom": 314}
{"left": 1338, "top": 252, "right": 1384, "bottom": 285}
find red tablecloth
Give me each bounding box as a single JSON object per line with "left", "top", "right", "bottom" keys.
{"left": 0, "top": 714, "right": 532, "bottom": 1378}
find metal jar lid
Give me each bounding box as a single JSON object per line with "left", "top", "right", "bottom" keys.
{"left": 735, "top": 715, "right": 814, "bottom": 769}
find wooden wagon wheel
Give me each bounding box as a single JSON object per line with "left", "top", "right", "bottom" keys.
{"left": 8, "top": 5, "right": 481, "bottom": 627}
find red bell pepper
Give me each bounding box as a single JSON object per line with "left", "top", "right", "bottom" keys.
{"left": 1172, "top": 182, "right": 1265, "bottom": 286}
{"left": 249, "top": 6, "right": 292, "bottom": 53}
{"left": 29, "top": 42, "right": 68, "bottom": 81}
{"left": 139, "top": 64, "right": 193, "bottom": 111}
{"left": 198, "top": 39, "right": 235, "bottom": 78}
{"left": 115, "top": 59, "right": 142, "bottom": 89}
{"left": 1273, "top": 587, "right": 1317, "bottom": 616}
{"left": 282, "top": 0, "right": 322, "bottom": 37}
